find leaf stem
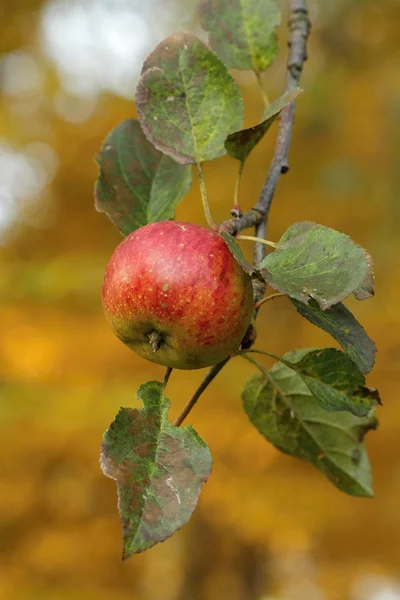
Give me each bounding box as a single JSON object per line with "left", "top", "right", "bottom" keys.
{"left": 233, "top": 162, "right": 244, "bottom": 212}
{"left": 163, "top": 367, "right": 173, "bottom": 389}
{"left": 196, "top": 162, "right": 218, "bottom": 231}
{"left": 236, "top": 235, "right": 276, "bottom": 248}
{"left": 241, "top": 352, "right": 286, "bottom": 397}
{"left": 254, "top": 293, "right": 286, "bottom": 309}
{"left": 255, "top": 71, "right": 269, "bottom": 107}
{"left": 173, "top": 358, "right": 230, "bottom": 427}
{"left": 241, "top": 347, "right": 286, "bottom": 364}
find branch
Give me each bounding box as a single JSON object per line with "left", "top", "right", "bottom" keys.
{"left": 176, "top": 1, "right": 311, "bottom": 424}
{"left": 254, "top": 0, "right": 311, "bottom": 261}
{"left": 219, "top": 0, "right": 311, "bottom": 260}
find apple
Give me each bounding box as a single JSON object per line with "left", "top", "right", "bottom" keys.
{"left": 102, "top": 221, "right": 254, "bottom": 369}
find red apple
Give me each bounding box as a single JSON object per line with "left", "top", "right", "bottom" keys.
{"left": 102, "top": 221, "right": 254, "bottom": 370}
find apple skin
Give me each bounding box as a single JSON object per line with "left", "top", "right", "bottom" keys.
{"left": 102, "top": 221, "right": 254, "bottom": 370}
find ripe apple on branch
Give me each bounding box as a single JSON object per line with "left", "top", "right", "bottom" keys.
{"left": 94, "top": 0, "right": 381, "bottom": 560}
{"left": 102, "top": 220, "right": 254, "bottom": 370}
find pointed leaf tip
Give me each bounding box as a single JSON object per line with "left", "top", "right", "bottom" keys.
{"left": 225, "top": 87, "right": 303, "bottom": 163}
{"left": 291, "top": 298, "right": 376, "bottom": 374}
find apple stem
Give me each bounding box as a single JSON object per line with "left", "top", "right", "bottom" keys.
{"left": 173, "top": 357, "right": 230, "bottom": 427}
{"left": 148, "top": 331, "right": 163, "bottom": 353}
{"left": 163, "top": 367, "right": 173, "bottom": 389}
{"left": 236, "top": 235, "right": 276, "bottom": 248}
{"left": 196, "top": 162, "right": 218, "bottom": 231}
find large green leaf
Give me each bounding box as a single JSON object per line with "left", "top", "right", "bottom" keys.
{"left": 242, "top": 349, "right": 378, "bottom": 496}
{"left": 291, "top": 298, "right": 376, "bottom": 374}
{"left": 225, "top": 88, "right": 303, "bottom": 163}
{"left": 259, "top": 222, "right": 374, "bottom": 309}
{"left": 199, "top": 0, "right": 281, "bottom": 73}
{"left": 101, "top": 381, "right": 212, "bottom": 559}
{"left": 95, "top": 119, "right": 192, "bottom": 236}
{"left": 136, "top": 32, "right": 244, "bottom": 165}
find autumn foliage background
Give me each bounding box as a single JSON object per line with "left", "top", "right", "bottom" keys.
{"left": 1, "top": 1, "right": 400, "bottom": 599}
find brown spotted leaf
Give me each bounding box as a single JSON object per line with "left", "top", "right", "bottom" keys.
{"left": 259, "top": 222, "right": 375, "bottom": 309}
{"left": 101, "top": 381, "right": 212, "bottom": 559}
{"left": 95, "top": 119, "right": 192, "bottom": 236}
{"left": 136, "top": 32, "right": 244, "bottom": 164}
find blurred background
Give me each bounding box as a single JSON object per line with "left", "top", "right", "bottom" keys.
{"left": 1, "top": 0, "right": 400, "bottom": 598}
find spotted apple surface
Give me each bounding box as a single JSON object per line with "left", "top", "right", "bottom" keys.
{"left": 102, "top": 221, "right": 254, "bottom": 369}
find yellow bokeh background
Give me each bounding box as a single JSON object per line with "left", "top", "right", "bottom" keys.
{"left": 1, "top": 1, "right": 400, "bottom": 599}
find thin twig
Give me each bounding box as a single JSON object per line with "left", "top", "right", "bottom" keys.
{"left": 254, "top": 0, "right": 311, "bottom": 265}
{"left": 173, "top": 358, "right": 230, "bottom": 427}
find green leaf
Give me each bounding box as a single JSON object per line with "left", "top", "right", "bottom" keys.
{"left": 220, "top": 232, "right": 255, "bottom": 274}
{"left": 291, "top": 298, "right": 376, "bottom": 374}
{"left": 259, "top": 222, "right": 375, "bottom": 310}
{"left": 95, "top": 119, "right": 192, "bottom": 236}
{"left": 292, "top": 348, "right": 380, "bottom": 416}
{"left": 250, "top": 347, "right": 381, "bottom": 416}
{"left": 136, "top": 32, "right": 244, "bottom": 165}
{"left": 225, "top": 88, "right": 303, "bottom": 163}
{"left": 199, "top": 0, "right": 281, "bottom": 73}
{"left": 242, "top": 349, "right": 378, "bottom": 496}
{"left": 101, "top": 381, "right": 212, "bottom": 559}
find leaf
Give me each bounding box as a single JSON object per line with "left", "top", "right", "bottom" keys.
{"left": 292, "top": 348, "right": 380, "bottom": 416}
{"left": 95, "top": 119, "right": 192, "bottom": 236}
{"left": 225, "top": 88, "right": 303, "bottom": 163}
{"left": 220, "top": 232, "right": 255, "bottom": 274}
{"left": 291, "top": 298, "right": 376, "bottom": 374}
{"left": 136, "top": 32, "right": 244, "bottom": 165}
{"left": 101, "top": 381, "right": 212, "bottom": 559}
{"left": 259, "top": 222, "right": 375, "bottom": 310}
{"left": 199, "top": 0, "right": 281, "bottom": 73}
{"left": 242, "top": 349, "right": 379, "bottom": 496}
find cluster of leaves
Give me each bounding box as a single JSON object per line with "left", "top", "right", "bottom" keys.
{"left": 95, "top": 0, "right": 380, "bottom": 559}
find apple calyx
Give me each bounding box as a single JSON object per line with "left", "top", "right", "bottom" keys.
{"left": 148, "top": 330, "right": 164, "bottom": 353}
